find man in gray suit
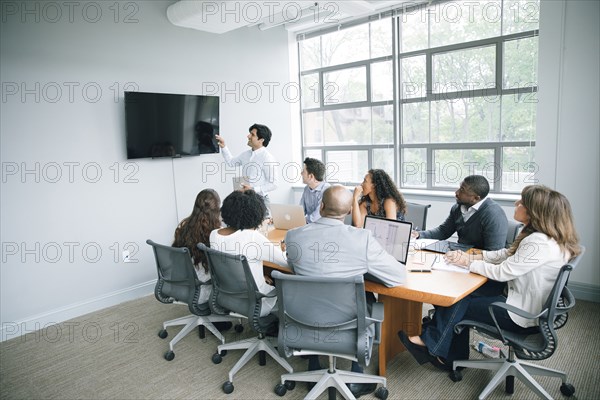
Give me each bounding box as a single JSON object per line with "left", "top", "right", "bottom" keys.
{"left": 285, "top": 185, "right": 406, "bottom": 398}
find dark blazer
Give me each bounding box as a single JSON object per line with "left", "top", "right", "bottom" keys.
{"left": 419, "top": 199, "right": 508, "bottom": 250}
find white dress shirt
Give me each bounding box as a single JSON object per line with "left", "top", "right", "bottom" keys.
{"left": 221, "top": 146, "right": 278, "bottom": 196}
{"left": 469, "top": 232, "right": 570, "bottom": 328}
{"left": 209, "top": 228, "right": 287, "bottom": 316}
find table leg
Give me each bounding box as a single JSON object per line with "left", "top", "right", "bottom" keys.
{"left": 377, "top": 294, "right": 423, "bottom": 376}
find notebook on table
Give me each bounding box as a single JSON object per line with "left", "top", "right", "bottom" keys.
{"left": 270, "top": 204, "right": 307, "bottom": 230}
{"left": 423, "top": 240, "right": 473, "bottom": 254}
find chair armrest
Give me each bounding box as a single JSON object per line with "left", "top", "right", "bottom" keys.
{"left": 367, "top": 302, "right": 384, "bottom": 344}
{"left": 487, "top": 301, "right": 547, "bottom": 345}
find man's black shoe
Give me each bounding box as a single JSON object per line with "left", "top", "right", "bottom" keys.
{"left": 347, "top": 383, "right": 377, "bottom": 398}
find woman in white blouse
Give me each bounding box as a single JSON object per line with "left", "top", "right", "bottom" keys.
{"left": 210, "top": 190, "right": 287, "bottom": 317}
{"left": 398, "top": 185, "right": 581, "bottom": 370}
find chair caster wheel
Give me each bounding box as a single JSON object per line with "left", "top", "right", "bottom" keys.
{"left": 259, "top": 350, "right": 266, "bottom": 366}
{"left": 212, "top": 352, "right": 222, "bottom": 364}
{"left": 219, "top": 349, "right": 228, "bottom": 356}
{"left": 222, "top": 381, "right": 234, "bottom": 394}
{"left": 284, "top": 380, "right": 295, "bottom": 390}
{"left": 449, "top": 370, "right": 463, "bottom": 382}
{"left": 375, "top": 387, "right": 388, "bottom": 400}
{"left": 164, "top": 351, "right": 174, "bottom": 361}
{"left": 158, "top": 329, "right": 168, "bottom": 339}
{"left": 235, "top": 324, "right": 244, "bottom": 333}
{"left": 274, "top": 383, "right": 287, "bottom": 396}
{"left": 560, "top": 383, "right": 575, "bottom": 396}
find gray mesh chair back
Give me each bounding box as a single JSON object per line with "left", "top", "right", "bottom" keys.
{"left": 147, "top": 240, "right": 239, "bottom": 361}
{"left": 272, "top": 271, "right": 387, "bottom": 399}
{"left": 197, "top": 243, "right": 292, "bottom": 395}
{"left": 405, "top": 202, "right": 431, "bottom": 230}
{"left": 451, "top": 247, "right": 585, "bottom": 400}
{"left": 149, "top": 239, "right": 207, "bottom": 315}
{"left": 505, "top": 219, "right": 524, "bottom": 248}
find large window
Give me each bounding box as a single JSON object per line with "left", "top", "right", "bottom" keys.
{"left": 298, "top": 0, "right": 539, "bottom": 193}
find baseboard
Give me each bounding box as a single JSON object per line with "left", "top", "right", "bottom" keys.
{"left": 0, "top": 280, "right": 156, "bottom": 342}
{"left": 569, "top": 281, "right": 600, "bottom": 303}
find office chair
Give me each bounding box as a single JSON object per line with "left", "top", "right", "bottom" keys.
{"left": 505, "top": 219, "right": 524, "bottom": 248}
{"left": 147, "top": 240, "right": 241, "bottom": 361}
{"left": 271, "top": 271, "right": 388, "bottom": 400}
{"left": 198, "top": 243, "right": 293, "bottom": 394}
{"left": 450, "top": 248, "right": 585, "bottom": 400}
{"left": 405, "top": 202, "right": 431, "bottom": 230}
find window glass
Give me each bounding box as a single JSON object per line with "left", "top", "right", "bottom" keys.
{"left": 370, "top": 18, "right": 393, "bottom": 58}
{"left": 431, "top": 97, "right": 501, "bottom": 143}
{"left": 326, "top": 150, "right": 369, "bottom": 183}
{"left": 323, "top": 66, "right": 367, "bottom": 105}
{"left": 503, "top": 0, "right": 540, "bottom": 35}
{"left": 302, "top": 111, "right": 324, "bottom": 146}
{"left": 323, "top": 107, "right": 371, "bottom": 145}
{"left": 400, "top": 7, "right": 428, "bottom": 52}
{"left": 501, "top": 94, "right": 537, "bottom": 142}
{"left": 502, "top": 146, "right": 537, "bottom": 193}
{"left": 299, "top": 36, "right": 321, "bottom": 70}
{"left": 322, "top": 24, "right": 369, "bottom": 67}
{"left": 402, "top": 148, "right": 427, "bottom": 188}
{"left": 301, "top": 73, "right": 320, "bottom": 109}
{"left": 298, "top": 2, "right": 538, "bottom": 193}
{"left": 503, "top": 36, "right": 538, "bottom": 89}
{"left": 373, "top": 148, "right": 395, "bottom": 176}
{"left": 402, "top": 102, "right": 429, "bottom": 144}
{"left": 372, "top": 105, "right": 394, "bottom": 144}
{"left": 433, "top": 149, "right": 495, "bottom": 188}
{"left": 433, "top": 45, "right": 496, "bottom": 94}
{"left": 429, "top": 1, "right": 501, "bottom": 48}
{"left": 400, "top": 55, "right": 426, "bottom": 99}
{"left": 371, "top": 61, "right": 394, "bottom": 102}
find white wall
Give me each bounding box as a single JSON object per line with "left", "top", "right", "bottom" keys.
{"left": 0, "top": 0, "right": 296, "bottom": 340}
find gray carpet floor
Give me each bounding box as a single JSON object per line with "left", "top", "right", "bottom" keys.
{"left": 1, "top": 295, "right": 599, "bottom": 400}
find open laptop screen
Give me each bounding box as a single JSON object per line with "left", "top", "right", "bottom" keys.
{"left": 363, "top": 216, "right": 413, "bottom": 264}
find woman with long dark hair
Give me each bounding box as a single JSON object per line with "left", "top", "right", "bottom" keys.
{"left": 172, "top": 189, "right": 221, "bottom": 304}
{"left": 352, "top": 169, "right": 407, "bottom": 227}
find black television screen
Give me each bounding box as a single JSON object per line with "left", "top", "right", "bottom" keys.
{"left": 124, "top": 91, "right": 219, "bottom": 159}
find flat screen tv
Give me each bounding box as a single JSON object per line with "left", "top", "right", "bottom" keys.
{"left": 124, "top": 91, "right": 219, "bottom": 159}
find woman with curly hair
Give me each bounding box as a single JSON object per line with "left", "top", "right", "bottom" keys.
{"left": 172, "top": 189, "right": 222, "bottom": 305}
{"left": 352, "top": 169, "right": 407, "bottom": 228}
{"left": 209, "top": 190, "right": 287, "bottom": 316}
{"left": 398, "top": 185, "right": 581, "bottom": 370}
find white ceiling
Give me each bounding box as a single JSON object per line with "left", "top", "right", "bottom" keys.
{"left": 167, "top": 0, "right": 418, "bottom": 34}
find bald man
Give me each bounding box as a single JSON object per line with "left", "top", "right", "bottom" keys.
{"left": 285, "top": 184, "right": 406, "bottom": 286}
{"left": 284, "top": 185, "right": 405, "bottom": 397}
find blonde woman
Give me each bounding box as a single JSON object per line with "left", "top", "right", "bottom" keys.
{"left": 398, "top": 185, "right": 581, "bottom": 370}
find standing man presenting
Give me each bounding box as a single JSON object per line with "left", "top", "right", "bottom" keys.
{"left": 414, "top": 175, "right": 508, "bottom": 251}
{"left": 215, "top": 123, "right": 278, "bottom": 203}
{"left": 299, "top": 157, "right": 330, "bottom": 223}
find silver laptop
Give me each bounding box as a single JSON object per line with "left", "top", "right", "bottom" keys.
{"left": 363, "top": 215, "right": 413, "bottom": 264}
{"left": 270, "top": 203, "right": 306, "bottom": 230}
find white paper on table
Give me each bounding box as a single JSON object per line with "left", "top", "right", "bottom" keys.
{"left": 431, "top": 255, "right": 470, "bottom": 273}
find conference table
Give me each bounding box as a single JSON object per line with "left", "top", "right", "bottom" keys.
{"left": 264, "top": 228, "right": 487, "bottom": 377}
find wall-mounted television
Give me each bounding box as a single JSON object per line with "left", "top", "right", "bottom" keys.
{"left": 124, "top": 91, "right": 219, "bottom": 159}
